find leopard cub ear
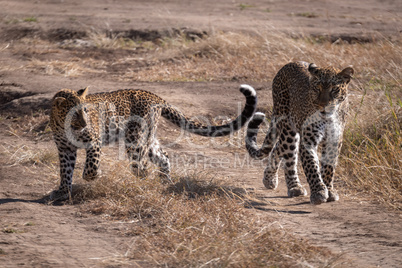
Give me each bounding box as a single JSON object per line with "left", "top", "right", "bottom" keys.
{"left": 339, "top": 66, "right": 354, "bottom": 83}
{"left": 77, "top": 86, "right": 89, "bottom": 98}
{"left": 308, "top": 63, "right": 320, "bottom": 77}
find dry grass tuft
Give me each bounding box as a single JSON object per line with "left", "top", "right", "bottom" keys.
{"left": 2, "top": 144, "right": 58, "bottom": 172}
{"left": 25, "top": 58, "right": 105, "bottom": 77}
{"left": 3, "top": 112, "right": 52, "bottom": 141}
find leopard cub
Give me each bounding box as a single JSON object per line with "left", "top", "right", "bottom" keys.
{"left": 50, "top": 85, "right": 257, "bottom": 201}
{"left": 246, "top": 61, "right": 354, "bottom": 205}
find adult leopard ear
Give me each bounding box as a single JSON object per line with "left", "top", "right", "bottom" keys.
{"left": 54, "top": 97, "right": 66, "bottom": 108}
{"left": 308, "top": 63, "right": 320, "bottom": 77}
{"left": 338, "top": 66, "right": 354, "bottom": 83}
{"left": 77, "top": 86, "right": 89, "bottom": 98}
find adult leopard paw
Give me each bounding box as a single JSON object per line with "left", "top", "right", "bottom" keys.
{"left": 288, "top": 185, "right": 307, "bottom": 197}
{"left": 310, "top": 189, "right": 329, "bottom": 205}
{"left": 49, "top": 189, "right": 70, "bottom": 201}
{"left": 327, "top": 189, "right": 339, "bottom": 202}
{"left": 263, "top": 174, "right": 279, "bottom": 189}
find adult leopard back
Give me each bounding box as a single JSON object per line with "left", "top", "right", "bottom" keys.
{"left": 50, "top": 85, "right": 257, "bottom": 201}
{"left": 245, "top": 62, "right": 354, "bottom": 205}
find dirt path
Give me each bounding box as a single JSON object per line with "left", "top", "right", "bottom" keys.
{"left": 2, "top": 0, "right": 400, "bottom": 39}
{"left": 1, "top": 0, "right": 401, "bottom": 267}
{"left": 250, "top": 184, "right": 402, "bottom": 267}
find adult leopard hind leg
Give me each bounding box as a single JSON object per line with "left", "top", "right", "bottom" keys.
{"left": 250, "top": 115, "right": 281, "bottom": 190}
{"left": 262, "top": 143, "right": 281, "bottom": 190}
{"left": 276, "top": 120, "right": 307, "bottom": 197}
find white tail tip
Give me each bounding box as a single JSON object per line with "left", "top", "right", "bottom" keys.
{"left": 240, "top": 84, "right": 256, "bottom": 96}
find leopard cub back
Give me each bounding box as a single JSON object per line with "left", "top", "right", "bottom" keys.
{"left": 246, "top": 61, "right": 354, "bottom": 205}
{"left": 49, "top": 85, "right": 257, "bottom": 201}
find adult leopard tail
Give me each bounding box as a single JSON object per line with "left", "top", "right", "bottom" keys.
{"left": 245, "top": 112, "right": 277, "bottom": 159}
{"left": 161, "top": 84, "right": 257, "bottom": 137}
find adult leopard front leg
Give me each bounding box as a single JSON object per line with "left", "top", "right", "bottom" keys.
{"left": 50, "top": 145, "right": 77, "bottom": 201}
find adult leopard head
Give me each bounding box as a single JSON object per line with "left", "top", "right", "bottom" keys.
{"left": 308, "top": 63, "right": 354, "bottom": 110}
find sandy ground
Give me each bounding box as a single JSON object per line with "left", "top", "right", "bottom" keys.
{"left": 0, "top": 0, "right": 401, "bottom": 267}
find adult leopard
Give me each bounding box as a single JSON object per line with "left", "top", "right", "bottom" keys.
{"left": 50, "top": 85, "right": 257, "bottom": 201}
{"left": 246, "top": 62, "right": 354, "bottom": 204}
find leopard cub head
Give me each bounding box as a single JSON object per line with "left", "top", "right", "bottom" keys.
{"left": 308, "top": 63, "right": 354, "bottom": 110}
{"left": 51, "top": 87, "right": 90, "bottom": 131}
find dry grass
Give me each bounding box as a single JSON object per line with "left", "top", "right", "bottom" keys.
{"left": 2, "top": 142, "right": 58, "bottom": 169}
{"left": 125, "top": 31, "right": 401, "bottom": 86}
{"left": 0, "top": 131, "right": 337, "bottom": 266}
{"left": 1, "top": 112, "right": 52, "bottom": 141}
{"left": 5, "top": 30, "right": 401, "bottom": 87}
{"left": 340, "top": 93, "right": 401, "bottom": 209}
{"left": 2, "top": 140, "right": 338, "bottom": 266}
{"left": 25, "top": 58, "right": 105, "bottom": 77}
{"left": 72, "top": 162, "right": 336, "bottom": 267}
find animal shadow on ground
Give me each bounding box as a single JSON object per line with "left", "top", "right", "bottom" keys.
{"left": 165, "top": 176, "right": 310, "bottom": 215}
{"left": 0, "top": 197, "right": 48, "bottom": 205}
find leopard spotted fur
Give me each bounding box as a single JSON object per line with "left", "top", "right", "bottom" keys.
{"left": 246, "top": 62, "right": 354, "bottom": 204}
{"left": 50, "top": 85, "right": 257, "bottom": 201}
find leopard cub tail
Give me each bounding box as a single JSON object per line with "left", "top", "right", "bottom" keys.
{"left": 162, "top": 84, "right": 257, "bottom": 137}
